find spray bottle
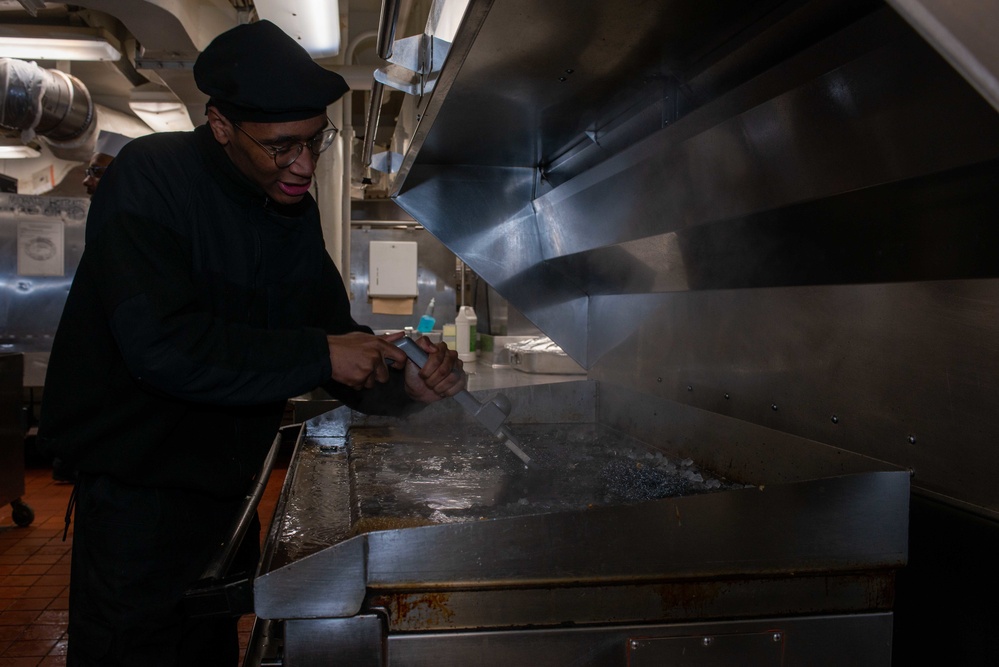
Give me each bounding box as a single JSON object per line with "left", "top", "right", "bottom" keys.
{"left": 416, "top": 297, "right": 436, "bottom": 333}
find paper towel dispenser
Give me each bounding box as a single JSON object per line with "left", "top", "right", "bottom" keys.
{"left": 368, "top": 240, "right": 418, "bottom": 298}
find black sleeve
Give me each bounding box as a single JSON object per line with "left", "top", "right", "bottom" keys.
{"left": 321, "top": 374, "right": 419, "bottom": 417}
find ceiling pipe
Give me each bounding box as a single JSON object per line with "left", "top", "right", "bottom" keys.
{"left": 376, "top": 0, "right": 403, "bottom": 60}
{"left": 0, "top": 58, "right": 97, "bottom": 161}
{"left": 361, "top": 78, "right": 385, "bottom": 167}
{"left": 345, "top": 29, "right": 378, "bottom": 64}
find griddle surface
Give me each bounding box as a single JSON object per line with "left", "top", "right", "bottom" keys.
{"left": 349, "top": 423, "right": 738, "bottom": 532}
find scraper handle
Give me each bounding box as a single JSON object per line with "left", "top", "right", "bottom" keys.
{"left": 394, "top": 335, "right": 433, "bottom": 369}
{"left": 394, "top": 337, "right": 475, "bottom": 409}
{"left": 393, "top": 337, "right": 532, "bottom": 467}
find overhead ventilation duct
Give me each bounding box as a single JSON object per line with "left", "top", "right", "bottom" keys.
{"left": 0, "top": 58, "right": 96, "bottom": 161}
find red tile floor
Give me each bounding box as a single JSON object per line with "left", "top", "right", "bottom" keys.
{"left": 0, "top": 463, "right": 287, "bottom": 667}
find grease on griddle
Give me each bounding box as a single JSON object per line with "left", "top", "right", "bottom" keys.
{"left": 346, "top": 422, "right": 741, "bottom": 534}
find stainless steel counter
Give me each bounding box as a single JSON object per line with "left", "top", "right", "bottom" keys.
{"left": 464, "top": 359, "right": 583, "bottom": 392}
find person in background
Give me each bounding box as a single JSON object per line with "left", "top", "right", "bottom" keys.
{"left": 37, "top": 20, "right": 465, "bottom": 667}
{"left": 81, "top": 130, "right": 131, "bottom": 196}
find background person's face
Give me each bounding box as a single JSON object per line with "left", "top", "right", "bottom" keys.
{"left": 83, "top": 153, "right": 114, "bottom": 197}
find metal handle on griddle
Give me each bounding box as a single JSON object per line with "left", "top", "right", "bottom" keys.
{"left": 184, "top": 424, "right": 295, "bottom": 618}
{"left": 205, "top": 430, "right": 285, "bottom": 580}
{"left": 395, "top": 336, "right": 533, "bottom": 466}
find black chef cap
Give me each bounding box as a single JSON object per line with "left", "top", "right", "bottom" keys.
{"left": 194, "top": 20, "right": 349, "bottom": 123}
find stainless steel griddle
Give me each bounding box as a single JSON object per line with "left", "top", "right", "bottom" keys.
{"left": 248, "top": 381, "right": 908, "bottom": 667}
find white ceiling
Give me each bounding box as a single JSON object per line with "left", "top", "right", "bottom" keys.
{"left": 0, "top": 0, "right": 409, "bottom": 195}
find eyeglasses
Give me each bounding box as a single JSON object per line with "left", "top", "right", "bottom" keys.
{"left": 232, "top": 117, "right": 339, "bottom": 168}
{"left": 85, "top": 165, "right": 108, "bottom": 179}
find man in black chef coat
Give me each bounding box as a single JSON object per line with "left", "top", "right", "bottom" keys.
{"left": 37, "top": 20, "right": 464, "bottom": 667}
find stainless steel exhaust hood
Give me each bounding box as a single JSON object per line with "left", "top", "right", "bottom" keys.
{"left": 384, "top": 0, "right": 999, "bottom": 517}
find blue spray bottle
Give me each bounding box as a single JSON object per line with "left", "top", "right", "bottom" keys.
{"left": 417, "top": 297, "right": 436, "bottom": 333}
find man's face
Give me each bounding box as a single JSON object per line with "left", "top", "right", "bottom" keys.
{"left": 83, "top": 153, "right": 114, "bottom": 197}
{"left": 212, "top": 112, "right": 330, "bottom": 206}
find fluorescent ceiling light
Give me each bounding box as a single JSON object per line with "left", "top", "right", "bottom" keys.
{"left": 0, "top": 25, "right": 121, "bottom": 61}
{"left": 0, "top": 36, "right": 120, "bottom": 61}
{"left": 128, "top": 84, "right": 194, "bottom": 133}
{"left": 254, "top": 0, "right": 341, "bottom": 58}
{"left": 0, "top": 137, "right": 40, "bottom": 159}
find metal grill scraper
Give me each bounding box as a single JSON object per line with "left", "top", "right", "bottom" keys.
{"left": 394, "top": 337, "right": 533, "bottom": 467}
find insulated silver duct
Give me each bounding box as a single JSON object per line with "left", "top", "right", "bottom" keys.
{"left": 0, "top": 58, "right": 97, "bottom": 160}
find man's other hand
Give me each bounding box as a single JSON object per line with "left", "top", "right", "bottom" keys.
{"left": 326, "top": 331, "right": 408, "bottom": 390}
{"left": 402, "top": 336, "right": 466, "bottom": 403}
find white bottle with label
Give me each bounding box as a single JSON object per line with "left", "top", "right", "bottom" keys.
{"left": 455, "top": 305, "right": 477, "bottom": 366}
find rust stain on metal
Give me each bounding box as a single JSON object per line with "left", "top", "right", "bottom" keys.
{"left": 654, "top": 581, "right": 721, "bottom": 616}
{"left": 373, "top": 592, "right": 456, "bottom": 629}
{"left": 866, "top": 572, "right": 897, "bottom": 608}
